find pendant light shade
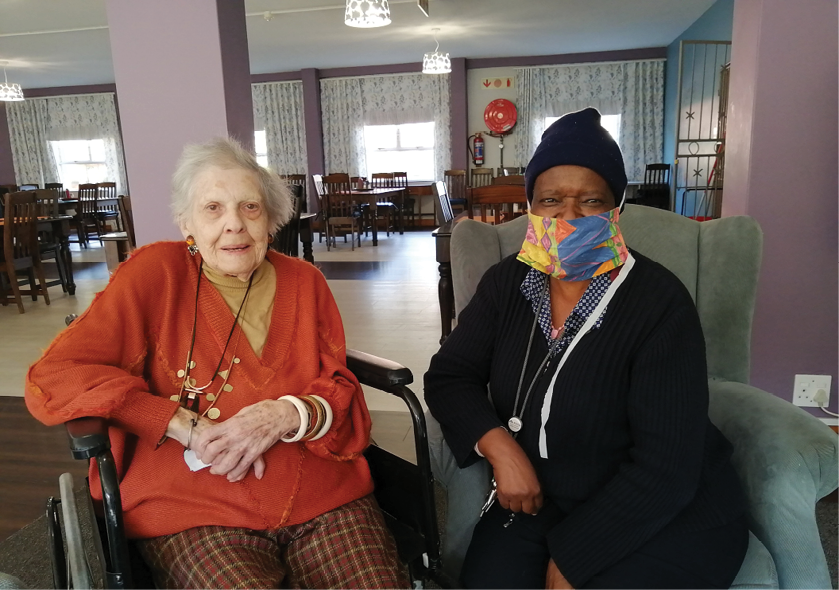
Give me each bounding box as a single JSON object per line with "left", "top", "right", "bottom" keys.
{"left": 422, "top": 29, "right": 451, "bottom": 74}
{"left": 345, "top": 0, "right": 391, "bottom": 28}
{"left": 0, "top": 62, "right": 23, "bottom": 101}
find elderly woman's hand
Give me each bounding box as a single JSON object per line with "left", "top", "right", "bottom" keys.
{"left": 191, "top": 399, "right": 301, "bottom": 482}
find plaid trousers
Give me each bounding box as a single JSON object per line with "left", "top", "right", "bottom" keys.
{"left": 137, "top": 495, "right": 409, "bottom": 589}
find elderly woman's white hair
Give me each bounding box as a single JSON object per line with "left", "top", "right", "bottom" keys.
{"left": 171, "top": 137, "right": 294, "bottom": 231}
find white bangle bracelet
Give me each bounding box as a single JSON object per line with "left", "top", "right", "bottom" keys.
{"left": 308, "top": 395, "right": 333, "bottom": 441}
{"left": 278, "top": 396, "right": 310, "bottom": 443}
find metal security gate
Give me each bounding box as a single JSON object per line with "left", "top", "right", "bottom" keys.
{"left": 673, "top": 41, "right": 731, "bottom": 219}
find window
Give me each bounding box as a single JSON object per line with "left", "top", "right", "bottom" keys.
{"left": 50, "top": 139, "right": 108, "bottom": 191}
{"left": 364, "top": 122, "right": 434, "bottom": 181}
{"left": 254, "top": 130, "right": 269, "bottom": 168}
{"left": 545, "top": 114, "right": 621, "bottom": 145}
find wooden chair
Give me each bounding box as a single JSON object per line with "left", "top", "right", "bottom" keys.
{"left": 280, "top": 174, "right": 308, "bottom": 213}
{"left": 498, "top": 166, "right": 524, "bottom": 176}
{"left": 443, "top": 170, "right": 468, "bottom": 214}
{"left": 468, "top": 184, "right": 528, "bottom": 225}
{"left": 30, "top": 189, "right": 68, "bottom": 292}
{"left": 492, "top": 174, "right": 525, "bottom": 185}
{"left": 271, "top": 185, "right": 304, "bottom": 257}
{"left": 321, "top": 173, "right": 362, "bottom": 250}
{"left": 74, "top": 184, "right": 99, "bottom": 247}
{"left": 634, "top": 163, "right": 671, "bottom": 210}
{"left": 0, "top": 192, "right": 50, "bottom": 313}
{"left": 311, "top": 174, "right": 328, "bottom": 243}
{"left": 470, "top": 167, "right": 493, "bottom": 188}
{"left": 391, "top": 172, "right": 415, "bottom": 229}
{"left": 370, "top": 173, "right": 398, "bottom": 236}
{"left": 96, "top": 182, "right": 121, "bottom": 232}
{"left": 100, "top": 195, "right": 136, "bottom": 274}
{"left": 432, "top": 181, "right": 454, "bottom": 225}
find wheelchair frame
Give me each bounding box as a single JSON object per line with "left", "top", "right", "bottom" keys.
{"left": 47, "top": 346, "right": 453, "bottom": 589}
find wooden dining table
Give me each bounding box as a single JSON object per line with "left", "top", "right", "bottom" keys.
{"left": 0, "top": 215, "right": 76, "bottom": 295}
{"left": 338, "top": 187, "right": 405, "bottom": 246}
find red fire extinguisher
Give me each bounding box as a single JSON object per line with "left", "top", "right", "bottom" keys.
{"left": 471, "top": 133, "right": 484, "bottom": 166}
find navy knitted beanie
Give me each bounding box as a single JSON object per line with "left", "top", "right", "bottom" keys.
{"left": 524, "top": 107, "right": 627, "bottom": 206}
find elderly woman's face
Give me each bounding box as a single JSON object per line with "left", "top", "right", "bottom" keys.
{"left": 179, "top": 165, "right": 270, "bottom": 281}
{"left": 531, "top": 165, "right": 615, "bottom": 220}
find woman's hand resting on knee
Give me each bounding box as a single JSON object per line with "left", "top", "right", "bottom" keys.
{"left": 545, "top": 559, "right": 573, "bottom": 589}
{"left": 477, "top": 427, "right": 543, "bottom": 515}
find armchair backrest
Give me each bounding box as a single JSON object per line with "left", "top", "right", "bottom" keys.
{"left": 451, "top": 204, "right": 763, "bottom": 384}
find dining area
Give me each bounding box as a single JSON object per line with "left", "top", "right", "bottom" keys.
{"left": 0, "top": 182, "right": 132, "bottom": 313}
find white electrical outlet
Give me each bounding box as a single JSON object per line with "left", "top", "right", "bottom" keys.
{"left": 793, "top": 375, "right": 832, "bottom": 407}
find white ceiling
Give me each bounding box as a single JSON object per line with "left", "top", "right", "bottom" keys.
{"left": 0, "top": 0, "right": 717, "bottom": 90}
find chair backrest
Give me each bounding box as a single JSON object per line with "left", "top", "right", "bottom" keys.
{"left": 371, "top": 172, "right": 395, "bottom": 188}
{"left": 643, "top": 163, "right": 671, "bottom": 186}
{"left": 45, "top": 182, "right": 63, "bottom": 190}
{"left": 280, "top": 174, "right": 307, "bottom": 211}
{"left": 272, "top": 184, "right": 304, "bottom": 256}
{"left": 468, "top": 184, "right": 527, "bottom": 224}
{"left": 444, "top": 170, "right": 467, "bottom": 204}
{"left": 392, "top": 172, "right": 408, "bottom": 189}
{"left": 97, "top": 182, "right": 117, "bottom": 201}
{"left": 78, "top": 184, "right": 98, "bottom": 215}
{"left": 492, "top": 175, "right": 525, "bottom": 185}
{"left": 3, "top": 192, "right": 39, "bottom": 262}
{"left": 118, "top": 195, "right": 136, "bottom": 248}
{"left": 321, "top": 174, "right": 354, "bottom": 220}
{"left": 499, "top": 166, "right": 523, "bottom": 176}
{"left": 450, "top": 205, "right": 763, "bottom": 384}
{"left": 432, "top": 181, "right": 454, "bottom": 224}
{"left": 32, "top": 189, "right": 60, "bottom": 217}
{"left": 18, "top": 184, "right": 39, "bottom": 191}
{"left": 470, "top": 167, "right": 493, "bottom": 187}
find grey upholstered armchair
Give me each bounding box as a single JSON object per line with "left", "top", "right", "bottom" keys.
{"left": 427, "top": 205, "right": 838, "bottom": 589}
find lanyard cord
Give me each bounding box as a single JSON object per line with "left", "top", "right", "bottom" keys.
{"left": 508, "top": 279, "right": 561, "bottom": 439}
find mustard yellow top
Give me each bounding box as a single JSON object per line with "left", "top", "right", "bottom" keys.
{"left": 203, "top": 258, "right": 276, "bottom": 357}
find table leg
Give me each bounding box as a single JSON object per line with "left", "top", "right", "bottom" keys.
{"left": 299, "top": 218, "right": 315, "bottom": 264}
{"left": 60, "top": 229, "right": 76, "bottom": 296}
{"left": 371, "top": 203, "right": 378, "bottom": 246}
{"left": 398, "top": 191, "right": 405, "bottom": 235}
{"left": 438, "top": 261, "right": 453, "bottom": 344}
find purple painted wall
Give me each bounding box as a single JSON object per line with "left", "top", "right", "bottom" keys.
{"left": 217, "top": 0, "right": 254, "bottom": 152}
{"left": 0, "top": 104, "right": 14, "bottom": 184}
{"left": 725, "top": 0, "right": 838, "bottom": 416}
{"left": 301, "top": 68, "right": 324, "bottom": 213}
{"left": 22, "top": 84, "right": 117, "bottom": 98}
{"left": 450, "top": 58, "right": 468, "bottom": 171}
{"left": 106, "top": 0, "right": 252, "bottom": 245}
{"left": 466, "top": 47, "right": 667, "bottom": 69}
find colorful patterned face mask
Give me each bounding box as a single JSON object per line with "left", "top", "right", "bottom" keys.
{"left": 517, "top": 207, "right": 629, "bottom": 281}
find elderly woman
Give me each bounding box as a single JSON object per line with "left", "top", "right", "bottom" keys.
{"left": 26, "top": 138, "right": 407, "bottom": 589}
{"left": 424, "top": 109, "right": 748, "bottom": 589}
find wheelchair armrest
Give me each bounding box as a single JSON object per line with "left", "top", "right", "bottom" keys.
{"left": 347, "top": 349, "right": 413, "bottom": 389}
{"left": 65, "top": 416, "right": 111, "bottom": 460}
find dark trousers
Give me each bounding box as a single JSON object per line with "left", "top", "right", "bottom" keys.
{"left": 462, "top": 502, "right": 748, "bottom": 589}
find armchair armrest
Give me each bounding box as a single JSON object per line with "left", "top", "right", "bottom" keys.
{"left": 65, "top": 416, "right": 110, "bottom": 460}
{"left": 708, "top": 379, "right": 838, "bottom": 589}
{"left": 346, "top": 349, "right": 413, "bottom": 389}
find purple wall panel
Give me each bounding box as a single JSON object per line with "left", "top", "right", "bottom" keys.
{"left": 725, "top": 0, "right": 838, "bottom": 415}
{"left": 449, "top": 57, "right": 468, "bottom": 171}
{"left": 22, "top": 84, "right": 117, "bottom": 98}
{"left": 466, "top": 47, "right": 666, "bottom": 69}
{"left": 217, "top": 0, "right": 254, "bottom": 152}
{"left": 0, "top": 104, "right": 15, "bottom": 184}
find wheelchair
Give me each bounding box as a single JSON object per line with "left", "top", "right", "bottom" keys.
{"left": 47, "top": 316, "right": 453, "bottom": 589}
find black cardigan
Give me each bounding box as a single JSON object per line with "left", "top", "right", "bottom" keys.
{"left": 424, "top": 251, "right": 746, "bottom": 587}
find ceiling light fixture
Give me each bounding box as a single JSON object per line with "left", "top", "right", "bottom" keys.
{"left": 345, "top": 0, "right": 391, "bottom": 28}
{"left": 0, "top": 61, "right": 24, "bottom": 102}
{"left": 422, "top": 28, "right": 451, "bottom": 74}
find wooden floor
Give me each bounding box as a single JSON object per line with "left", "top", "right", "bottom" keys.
{"left": 0, "top": 396, "right": 88, "bottom": 542}
{"left": 0, "top": 396, "right": 414, "bottom": 543}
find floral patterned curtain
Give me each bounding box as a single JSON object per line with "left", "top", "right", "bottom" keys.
{"left": 252, "top": 81, "right": 308, "bottom": 176}
{"left": 6, "top": 93, "right": 128, "bottom": 193}
{"left": 6, "top": 99, "right": 60, "bottom": 187}
{"left": 515, "top": 60, "right": 664, "bottom": 182}
{"left": 320, "top": 72, "right": 452, "bottom": 180}
{"left": 320, "top": 77, "right": 366, "bottom": 177}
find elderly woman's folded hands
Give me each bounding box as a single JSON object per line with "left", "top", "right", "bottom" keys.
{"left": 167, "top": 399, "right": 302, "bottom": 482}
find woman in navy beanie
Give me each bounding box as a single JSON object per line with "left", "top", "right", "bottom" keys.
{"left": 425, "top": 108, "right": 748, "bottom": 588}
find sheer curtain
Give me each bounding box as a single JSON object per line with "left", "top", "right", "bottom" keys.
{"left": 359, "top": 72, "right": 451, "bottom": 179}
{"left": 320, "top": 72, "right": 452, "bottom": 179}
{"left": 6, "top": 99, "right": 60, "bottom": 186}
{"left": 320, "top": 77, "right": 366, "bottom": 176}
{"left": 252, "top": 81, "right": 308, "bottom": 176}
{"left": 6, "top": 93, "right": 128, "bottom": 193}
{"left": 515, "top": 60, "right": 664, "bottom": 181}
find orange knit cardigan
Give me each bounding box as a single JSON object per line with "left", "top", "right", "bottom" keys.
{"left": 26, "top": 242, "right": 373, "bottom": 539}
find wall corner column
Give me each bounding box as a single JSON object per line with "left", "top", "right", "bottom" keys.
{"left": 450, "top": 57, "right": 468, "bottom": 171}
{"left": 301, "top": 68, "right": 324, "bottom": 212}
